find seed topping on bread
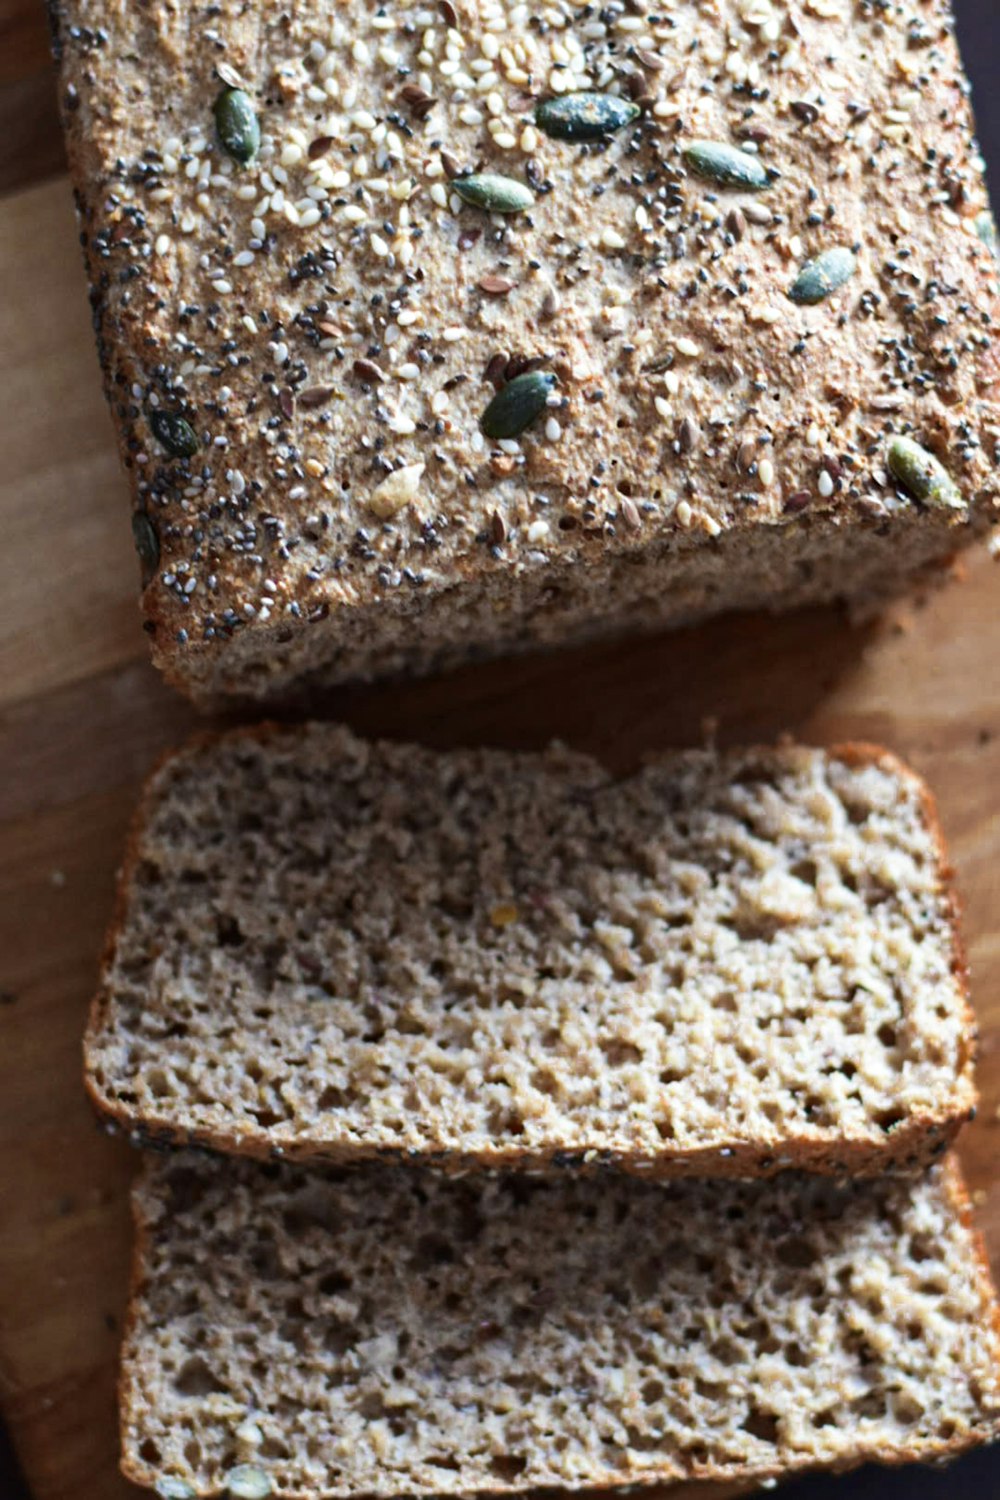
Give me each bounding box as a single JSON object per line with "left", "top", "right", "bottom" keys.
{"left": 53, "top": 0, "right": 999, "bottom": 670}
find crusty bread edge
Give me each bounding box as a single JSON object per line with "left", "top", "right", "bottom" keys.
{"left": 83, "top": 727, "right": 977, "bottom": 1177}
{"left": 116, "top": 1152, "right": 1000, "bottom": 1498}
{"left": 47, "top": 3, "right": 1000, "bottom": 710}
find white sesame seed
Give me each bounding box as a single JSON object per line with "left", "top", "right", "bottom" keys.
{"left": 818, "top": 470, "right": 835, "bottom": 498}
{"left": 397, "top": 362, "right": 421, "bottom": 381}
{"left": 758, "top": 458, "right": 775, "bottom": 487}
{"left": 154, "top": 234, "right": 171, "bottom": 256}
{"left": 431, "top": 389, "right": 450, "bottom": 415}
{"left": 233, "top": 250, "right": 255, "bottom": 267}
{"left": 545, "top": 417, "right": 562, "bottom": 442}
{"left": 527, "top": 520, "right": 550, "bottom": 543}
{"left": 675, "top": 337, "right": 702, "bottom": 358}
{"left": 654, "top": 395, "right": 672, "bottom": 421}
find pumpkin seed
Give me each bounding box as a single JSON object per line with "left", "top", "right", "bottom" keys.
{"left": 149, "top": 410, "right": 200, "bottom": 458}
{"left": 535, "top": 91, "right": 641, "bottom": 142}
{"left": 154, "top": 1482, "right": 196, "bottom": 1500}
{"left": 227, "top": 1466, "right": 273, "bottom": 1499}
{"left": 976, "top": 210, "right": 998, "bottom": 258}
{"left": 214, "top": 87, "right": 260, "bottom": 166}
{"left": 682, "top": 139, "right": 771, "bottom": 191}
{"left": 451, "top": 173, "right": 535, "bottom": 214}
{"left": 132, "top": 512, "right": 160, "bottom": 580}
{"left": 887, "top": 437, "right": 963, "bottom": 510}
{"left": 481, "top": 371, "right": 557, "bottom": 440}
{"left": 789, "top": 246, "right": 858, "bottom": 304}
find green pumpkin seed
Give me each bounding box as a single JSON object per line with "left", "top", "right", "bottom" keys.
{"left": 887, "top": 437, "right": 963, "bottom": 510}
{"left": 789, "top": 247, "right": 858, "bottom": 304}
{"left": 452, "top": 173, "right": 535, "bottom": 214}
{"left": 149, "top": 410, "right": 200, "bottom": 458}
{"left": 214, "top": 87, "right": 260, "bottom": 166}
{"left": 154, "top": 1482, "right": 196, "bottom": 1500}
{"left": 682, "top": 139, "right": 771, "bottom": 191}
{"left": 132, "top": 512, "right": 160, "bottom": 580}
{"left": 976, "top": 210, "right": 999, "bottom": 258}
{"left": 481, "top": 371, "right": 557, "bottom": 440}
{"left": 535, "top": 91, "right": 641, "bottom": 142}
{"left": 227, "top": 1466, "right": 273, "bottom": 1500}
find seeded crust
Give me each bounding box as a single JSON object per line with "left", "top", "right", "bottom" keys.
{"left": 119, "top": 1151, "right": 1000, "bottom": 1498}
{"left": 84, "top": 725, "right": 976, "bottom": 1177}
{"left": 50, "top": 0, "right": 1000, "bottom": 706}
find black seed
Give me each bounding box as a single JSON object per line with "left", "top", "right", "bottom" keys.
{"left": 481, "top": 371, "right": 557, "bottom": 440}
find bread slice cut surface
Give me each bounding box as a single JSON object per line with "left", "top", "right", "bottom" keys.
{"left": 122, "top": 1152, "right": 1000, "bottom": 1498}
{"left": 86, "top": 726, "right": 975, "bottom": 1175}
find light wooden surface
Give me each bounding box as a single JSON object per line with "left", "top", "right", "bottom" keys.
{"left": 1, "top": 174, "right": 999, "bottom": 1500}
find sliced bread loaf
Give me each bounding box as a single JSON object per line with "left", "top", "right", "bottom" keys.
{"left": 86, "top": 726, "right": 974, "bottom": 1176}
{"left": 123, "top": 1152, "right": 1000, "bottom": 1498}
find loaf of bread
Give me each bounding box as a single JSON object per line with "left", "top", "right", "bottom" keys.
{"left": 122, "top": 1151, "right": 1000, "bottom": 1498}
{"left": 51, "top": 0, "right": 999, "bottom": 704}
{"left": 86, "top": 725, "right": 975, "bottom": 1175}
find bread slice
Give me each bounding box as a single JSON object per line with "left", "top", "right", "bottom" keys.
{"left": 50, "top": 0, "right": 1000, "bottom": 705}
{"left": 122, "top": 1151, "right": 1000, "bottom": 1498}
{"left": 86, "top": 726, "right": 974, "bottom": 1176}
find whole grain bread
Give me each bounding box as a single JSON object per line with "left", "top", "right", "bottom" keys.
{"left": 122, "top": 1151, "right": 1000, "bottom": 1498}
{"left": 50, "top": 0, "right": 999, "bottom": 705}
{"left": 85, "top": 725, "right": 976, "bottom": 1176}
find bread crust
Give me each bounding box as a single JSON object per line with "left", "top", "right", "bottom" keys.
{"left": 117, "top": 1152, "right": 1000, "bottom": 1498}
{"left": 48, "top": 0, "right": 1000, "bottom": 705}
{"left": 84, "top": 729, "right": 977, "bottom": 1179}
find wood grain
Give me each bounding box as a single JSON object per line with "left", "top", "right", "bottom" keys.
{"left": 1, "top": 173, "right": 999, "bottom": 1500}
{"left": 0, "top": 0, "right": 65, "bottom": 194}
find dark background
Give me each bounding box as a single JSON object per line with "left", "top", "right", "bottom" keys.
{"left": 0, "top": 0, "right": 997, "bottom": 1495}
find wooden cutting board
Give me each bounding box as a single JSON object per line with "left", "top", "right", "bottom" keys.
{"left": 1, "top": 176, "right": 999, "bottom": 1500}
